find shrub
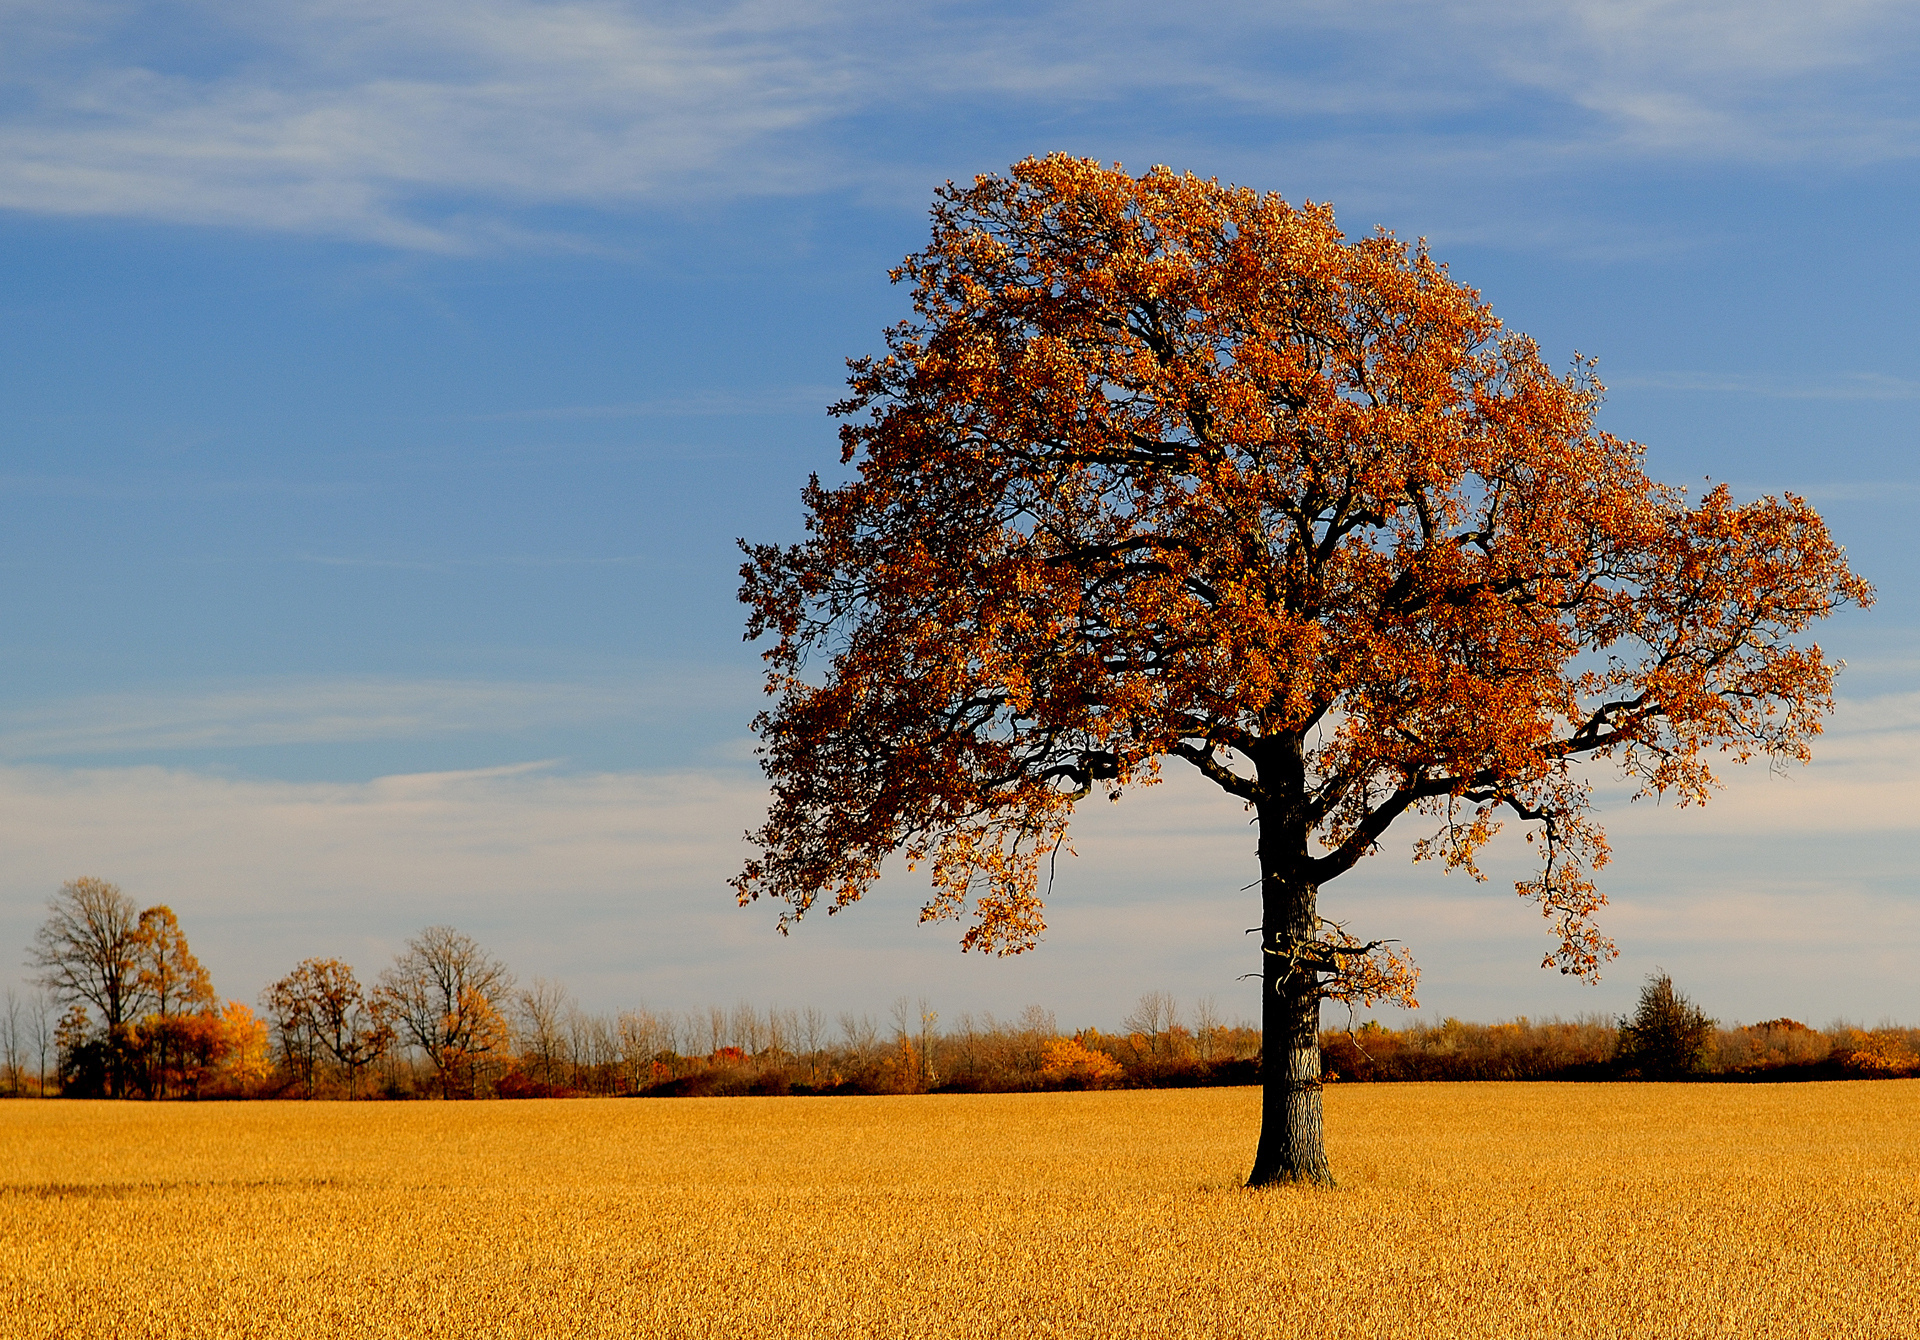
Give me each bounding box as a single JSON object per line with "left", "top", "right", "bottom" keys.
{"left": 1319, "top": 1016, "right": 1614, "bottom": 1082}
{"left": 497, "top": 1071, "right": 575, "bottom": 1099}
{"left": 1709, "top": 1020, "right": 1831, "bottom": 1074}
{"left": 1039, "top": 1036, "right": 1123, "bottom": 1089}
{"left": 1836, "top": 1028, "right": 1920, "bottom": 1077}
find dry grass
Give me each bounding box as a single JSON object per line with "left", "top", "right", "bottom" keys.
{"left": 5, "top": 1083, "right": 1917, "bottom": 1338}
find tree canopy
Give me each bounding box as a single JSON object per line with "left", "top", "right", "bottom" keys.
{"left": 736, "top": 155, "right": 1869, "bottom": 1182}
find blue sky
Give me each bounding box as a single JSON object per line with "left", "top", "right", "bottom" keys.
{"left": 2, "top": 0, "right": 1917, "bottom": 1032}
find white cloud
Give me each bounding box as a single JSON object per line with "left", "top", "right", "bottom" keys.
{"left": 0, "top": 673, "right": 750, "bottom": 758}
{"left": 0, "top": 758, "right": 767, "bottom": 995}
{"left": 1474, "top": 0, "right": 1919, "bottom": 153}
{"left": 1599, "top": 691, "right": 1920, "bottom": 837}
{"left": 0, "top": 0, "right": 1913, "bottom": 246}
{"left": 0, "top": 754, "right": 1272, "bottom": 1025}
{"left": 0, "top": 687, "right": 1912, "bottom": 1027}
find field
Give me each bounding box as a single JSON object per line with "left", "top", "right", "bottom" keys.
{"left": 5, "top": 1083, "right": 1917, "bottom": 1338}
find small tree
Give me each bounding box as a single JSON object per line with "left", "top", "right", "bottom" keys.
{"left": 215, "top": 1000, "right": 273, "bottom": 1095}
{"left": 3, "top": 986, "right": 21, "bottom": 1097}
{"left": 268, "top": 959, "right": 392, "bottom": 1100}
{"left": 262, "top": 970, "right": 324, "bottom": 1098}
{"left": 131, "top": 905, "right": 217, "bottom": 1098}
{"left": 1039, "top": 1035, "right": 1123, "bottom": 1088}
{"left": 29, "top": 878, "right": 151, "bottom": 1097}
{"left": 1617, "top": 972, "right": 1716, "bottom": 1078}
{"left": 374, "top": 927, "right": 514, "bottom": 1099}
{"left": 31, "top": 989, "right": 56, "bottom": 1096}
{"left": 54, "top": 1003, "right": 107, "bottom": 1097}
{"left": 1193, "top": 996, "right": 1222, "bottom": 1064}
{"left": 1122, "top": 992, "right": 1180, "bottom": 1065}
{"left": 516, "top": 978, "right": 571, "bottom": 1089}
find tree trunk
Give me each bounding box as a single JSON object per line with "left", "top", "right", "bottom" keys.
{"left": 1247, "top": 752, "right": 1333, "bottom": 1187}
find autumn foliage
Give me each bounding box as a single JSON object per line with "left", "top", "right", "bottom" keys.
{"left": 25, "top": 879, "right": 267, "bottom": 1099}
{"left": 14, "top": 880, "right": 1913, "bottom": 1101}
{"left": 736, "top": 155, "right": 1871, "bottom": 1182}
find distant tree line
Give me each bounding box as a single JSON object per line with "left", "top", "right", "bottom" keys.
{"left": 8, "top": 881, "right": 1917, "bottom": 1100}
{"left": 1319, "top": 974, "right": 1920, "bottom": 1083}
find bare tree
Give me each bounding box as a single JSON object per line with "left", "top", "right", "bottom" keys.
{"left": 29, "top": 878, "right": 149, "bottom": 1029}
{"left": 953, "top": 1011, "right": 980, "bottom": 1082}
{"left": 728, "top": 1002, "right": 766, "bottom": 1055}
{"left": 674, "top": 1010, "right": 704, "bottom": 1059}
{"left": 261, "top": 972, "right": 323, "bottom": 1098}
{"left": 616, "top": 1008, "right": 671, "bottom": 1091}
{"left": 705, "top": 1005, "right": 727, "bottom": 1057}
{"left": 1193, "top": 995, "right": 1222, "bottom": 1064}
{"left": 516, "top": 978, "right": 571, "bottom": 1088}
{"left": 31, "top": 989, "right": 54, "bottom": 1096}
{"left": 800, "top": 1006, "right": 826, "bottom": 1080}
{"left": 3, "top": 986, "right": 21, "bottom": 1097}
{"left": 767, "top": 1007, "right": 799, "bottom": 1057}
{"left": 565, "top": 1008, "right": 618, "bottom": 1094}
{"left": 561, "top": 1004, "right": 590, "bottom": 1088}
{"left": 373, "top": 927, "right": 514, "bottom": 1099}
{"left": 281, "top": 959, "right": 392, "bottom": 1100}
{"left": 1017, "top": 1004, "right": 1056, "bottom": 1037}
{"left": 1015, "top": 1004, "right": 1057, "bottom": 1073}
{"left": 1123, "top": 992, "right": 1179, "bottom": 1062}
{"left": 29, "top": 878, "right": 152, "bottom": 1097}
{"left": 839, "top": 1010, "right": 877, "bottom": 1057}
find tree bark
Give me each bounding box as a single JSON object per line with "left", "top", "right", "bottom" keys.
{"left": 1247, "top": 741, "right": 1333, "bottom": 1187}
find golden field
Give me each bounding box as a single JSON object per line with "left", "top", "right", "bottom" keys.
{"left": 5, "top": 1082, "right": 1917, "bottom": 1338}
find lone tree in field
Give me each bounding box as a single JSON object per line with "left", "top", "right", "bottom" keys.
{"left": 1616, "top": 971, "right": 1716, "bottom": 1078}
{"left": 736, "top": 156, "right": 1870, "bottom": 1185}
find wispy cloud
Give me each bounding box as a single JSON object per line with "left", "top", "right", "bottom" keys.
{"left": 0, "top": 734, "right": 1912, "bottom": 1024}
{"left": 1543, "top": 691, "right": 1920, "bottom": 844}
{"left": 0, "top": 674, "right": 746, "bottom": 758}
{"left": 0, "top": 0, "right": 1914, "bottom": 247}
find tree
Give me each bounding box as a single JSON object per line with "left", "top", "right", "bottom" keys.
{"left": 28, "top": 878, "right": 152, "bottom": 1097}
{"left": 31, "top": 989, "right": 55, "bottom": 1096}
{"left": 215, "top": 1000, "right": 273, "bottom": 1095}
{"left": 266, "top": 959, "right": 392, "bottom": 1100}
{"left": 3, "top": 986, "right": 21, "bottom": 1097}
{"left": 734, "top": 156, "right": 1872, "bottom": 1185}
{"left": 130, "top": 905, "right": 217, "bottom": 1098}
{"left": 54, "top": 1003, "right": 104, "bottom": 1096}
{"left": 262, "top": 969, "right": 324, "bottom": 1098}
{"left": 134, "top": 906, "right": 215, "bottom": 1019}
{"left": 448, "top": 987, "right": 515, "bottom": 1098}
{"left": 1122, "top": 992, "right": 1180, "bottom": 1064}
{"left": 516, "top": 977, "right": 571, "bottom": 1089}
{"left": 1617, "top": 971, "right": 1716, "bottom": 1078}
{"left": 1193, "top": 995, "right": 1222, "bottom": 1064}
{"left": 374, "top": 926, "right": 514, "bottom": 1099}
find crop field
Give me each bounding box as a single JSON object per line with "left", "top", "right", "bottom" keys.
{"left": 5, "top": 1083, "right": 1917, "bottom": 1339}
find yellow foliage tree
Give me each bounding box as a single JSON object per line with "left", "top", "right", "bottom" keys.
{"left": 1039, "top": 1036, "right": 1123, "bottom": 1088}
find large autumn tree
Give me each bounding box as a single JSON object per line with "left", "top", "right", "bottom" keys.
{"left": 736, "top": 156, "right": 1870, "bottom": 1185}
